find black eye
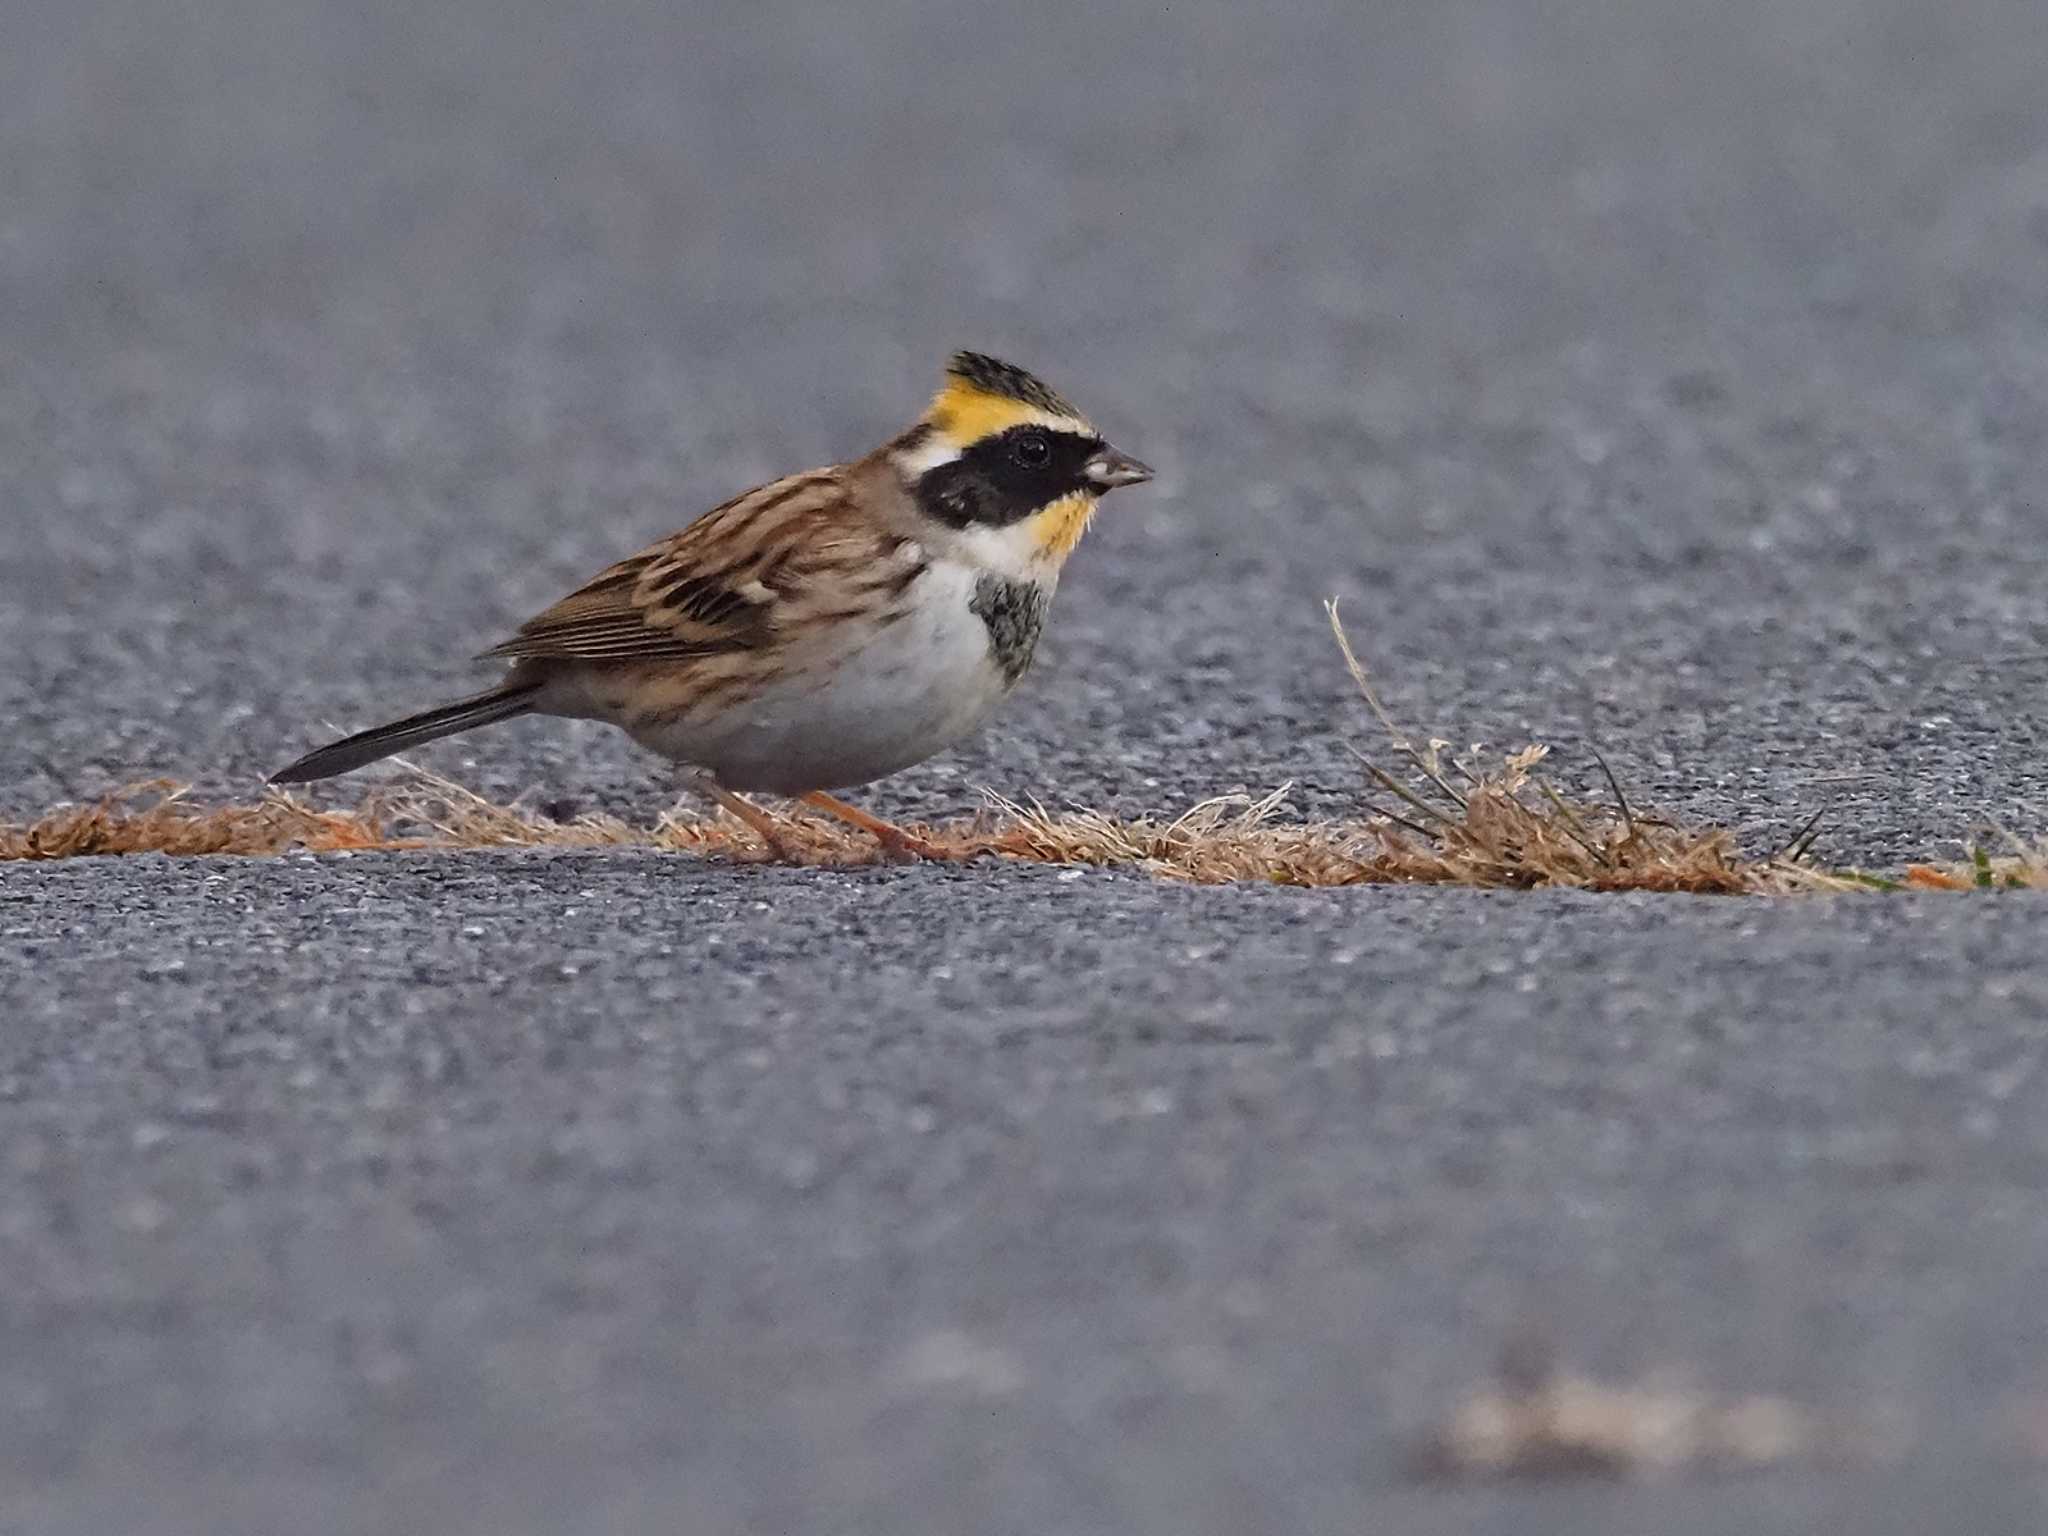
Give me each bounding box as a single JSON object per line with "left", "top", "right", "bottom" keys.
{"left": 1009, "top": 431, "right": 1051, "bottom": 470}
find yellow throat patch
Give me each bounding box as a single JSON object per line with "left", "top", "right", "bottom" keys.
{"left": 1023, "top": 491, "right": 1098, "bottom": 561}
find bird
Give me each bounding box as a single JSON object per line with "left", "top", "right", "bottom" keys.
{"left": 268, "top": 350, "right": 1154, "bottom": 861}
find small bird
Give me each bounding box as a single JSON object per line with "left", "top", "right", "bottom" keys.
{"left": 269, "top": 351, "right": 1153, "bottom": 860}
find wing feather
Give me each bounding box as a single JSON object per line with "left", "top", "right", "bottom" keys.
{"left": 481, "top": 470, "right": 903, "bottom": 664}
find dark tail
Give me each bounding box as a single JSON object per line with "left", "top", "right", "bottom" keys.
{"left": 268, "top": 682, "right": 541, "bottom": 784}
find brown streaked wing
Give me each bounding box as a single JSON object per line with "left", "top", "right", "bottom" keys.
{"left": 480, "top": 470, "right": 882, "bottom": 663}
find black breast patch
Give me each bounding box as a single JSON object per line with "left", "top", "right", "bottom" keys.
{"left": 968, "top": 575, "right": 1051, "bottom": 684}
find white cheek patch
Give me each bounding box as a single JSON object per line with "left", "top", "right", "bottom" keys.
{"left": 895, "top": 431, "right": 968, "bottom": 479}
{"left": 946, "top": 518, "right": 1062, "bottom": 580}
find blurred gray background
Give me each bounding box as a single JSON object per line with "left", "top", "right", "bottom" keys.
{"left": 9, "top": 2, "right": 2048, "bottom": 1533}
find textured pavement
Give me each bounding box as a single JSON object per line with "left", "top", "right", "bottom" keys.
{"left": 7, "top": 0, "right": 2048, "bottom": 1530}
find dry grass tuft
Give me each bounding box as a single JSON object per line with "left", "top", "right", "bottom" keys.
{"left": 0, "top": 771, "right": 1384, "bottom": 877}
{"left": 1409, "top": 1340, "right": 1813, "bottom": 1484}
{"left": 0, "top": 609, "right": 2012, "bottom": 892}
{"left": 0, "top": 771, "right": 907, "bottom": 867}
{"left": 0, "top": 780, "right": 405, "bottom": 861}
{"left": 2, "top": 749, "right": 1802, "bottom": 886}
{"left": 968, "top": 786, "right": 1381, "bottom": 884}
{"left": 1315, "top": 603, "right": 1841, "bottom": 894}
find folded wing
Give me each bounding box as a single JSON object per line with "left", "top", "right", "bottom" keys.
{"left": 481, "top": 470, "right": 876, "bottom": 664}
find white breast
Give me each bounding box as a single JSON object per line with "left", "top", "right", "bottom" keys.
{"left": 623, "top": 561, "right": 1032, "bottom": 794}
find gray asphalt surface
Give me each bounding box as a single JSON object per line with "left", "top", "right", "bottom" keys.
{"left": 7, "top": 0, "right": 2048, "bottom": 1530}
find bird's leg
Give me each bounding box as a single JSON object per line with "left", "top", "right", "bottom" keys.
{"left": 686, "top": 770, "right": 806, "bottom": 862}
{"left": 798, "top": 791, "right": 952, "bottom": 862}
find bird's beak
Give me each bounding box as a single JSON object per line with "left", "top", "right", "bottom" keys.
{"left": 1084, "top": 446, "right": 1154, "bottom": 489}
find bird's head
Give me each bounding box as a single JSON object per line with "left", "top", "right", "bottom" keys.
{"left": 886, "top": 351, "right": 1152, "bottom": 572}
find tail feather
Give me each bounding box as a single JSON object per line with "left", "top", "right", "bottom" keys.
{"left": 268, "top": 682, "right": 541, "bottom": 785}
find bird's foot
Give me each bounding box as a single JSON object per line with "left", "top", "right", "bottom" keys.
{"left": 688, "top": 773, "right": 811, "bottom": 863}
{"left": 798, "top": 791, "right": 955, "bottom": 863}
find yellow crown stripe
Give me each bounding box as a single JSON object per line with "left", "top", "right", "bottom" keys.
{"left": 927, "top": 378, "right": 1083, "bottom": 444}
